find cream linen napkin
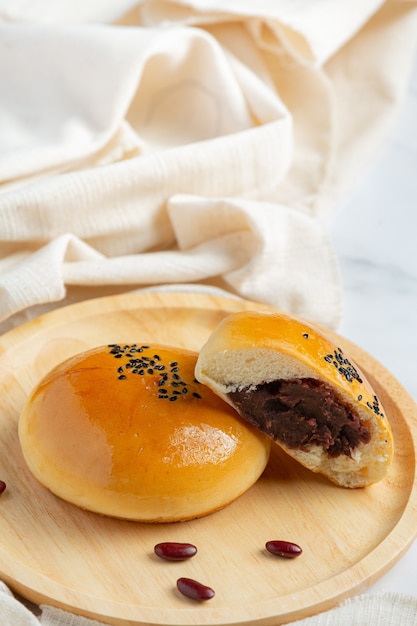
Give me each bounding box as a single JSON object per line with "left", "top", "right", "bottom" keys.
{"left": 1, "top": 1, "right": 417, "bottom": 625}
{"left": 1, "top": 0, "right": 417, "bottom": 334}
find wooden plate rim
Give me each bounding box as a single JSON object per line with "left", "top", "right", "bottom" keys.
{"left": 0, "top": 291, "right": 416, "bottom": 625}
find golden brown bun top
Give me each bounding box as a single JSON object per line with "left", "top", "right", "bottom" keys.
{"left": 196, "top": 310, "right": 385, "bottom": 419}
{"left": 19, "top": 343, "right": 270, "bottom": 521}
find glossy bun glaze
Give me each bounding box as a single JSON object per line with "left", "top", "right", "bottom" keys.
{"left": 195, "top": 311, "right": 394, "bottom": 488}
{"left": 19, "top": 343, "right": 270, "bottom": 522}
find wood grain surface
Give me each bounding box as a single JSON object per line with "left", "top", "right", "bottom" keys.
{"left": 0, "top": 291, "right": 416, "bottom": 625}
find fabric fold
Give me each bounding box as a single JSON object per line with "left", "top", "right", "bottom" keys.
{"left": 1, "top": 22, "right": 289, "bottom": 186}
{"left": 0, "top": 195, "right": 342, "bottom": 330}
{"left": 137, "top": 0, "right": 386, "bottom": 67}
{"left": 0, "top": 0, "right": 416, "bottom": 335}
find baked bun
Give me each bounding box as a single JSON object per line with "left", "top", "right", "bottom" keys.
{"left": 195, "top": 311, "right": 394, "bottom": 488}
{"left": 19, "top": 343, "right": 270, "bottom": 522}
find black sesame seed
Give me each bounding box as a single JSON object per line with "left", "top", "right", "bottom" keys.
{"left": 325, "top": 348, "right": 363, "bottom": 384}
{"left": 169, "top": 396, "right": 177, "bottom": 402}
{"left": 147, "top": 368, "right": 154, "bottom": 375}
{"left": 118, "top": 375, "right": 127, "bottom": 380}
{"left": 114, "top": 354, "right": 123, "bottom": 359}
{"left": 192, "top": 392, "right": 202, "bottom": 399}
{"left": 358, "top": 395, "right": 363, "bottom": 401}
{"left": 303, "top": 333, "right": 309, "bottom": 339}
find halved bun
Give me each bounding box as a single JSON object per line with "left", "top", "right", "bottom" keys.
{"left": 19, "top": 343, "right": 270, "bottom": 522}
{"left": 195, "top": 311, "right": 394, "bottom": 488}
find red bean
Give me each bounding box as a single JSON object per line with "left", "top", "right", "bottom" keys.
{"left": 176, "top": 577, "right": 215, "bottom": 601}
{"left": 154, "top": 542, "right": 197, "bottom": 561}
{"left": 0, "top": 481, "right": 6, "bottom": 495}
{"left": 265, "top": 540, "right": 302, "bottom": 558}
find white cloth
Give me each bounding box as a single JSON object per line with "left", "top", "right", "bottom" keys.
{"left": 0, "top": 0, "right": 416, "bottom": 334}
{"left": 0, "top": 583, "right": 39, "bottom": 626}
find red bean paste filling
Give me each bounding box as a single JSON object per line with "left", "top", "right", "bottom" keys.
{"left": 228, "top": 378, "right": 371, "bottom": 458}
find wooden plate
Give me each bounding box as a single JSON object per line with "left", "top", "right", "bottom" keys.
{"left": 0, "top": 291, "right": 416, "bottom": 625}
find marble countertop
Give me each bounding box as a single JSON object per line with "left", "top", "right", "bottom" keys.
{"left": 329, "top": 47, "right": 417, "bottom": 597}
